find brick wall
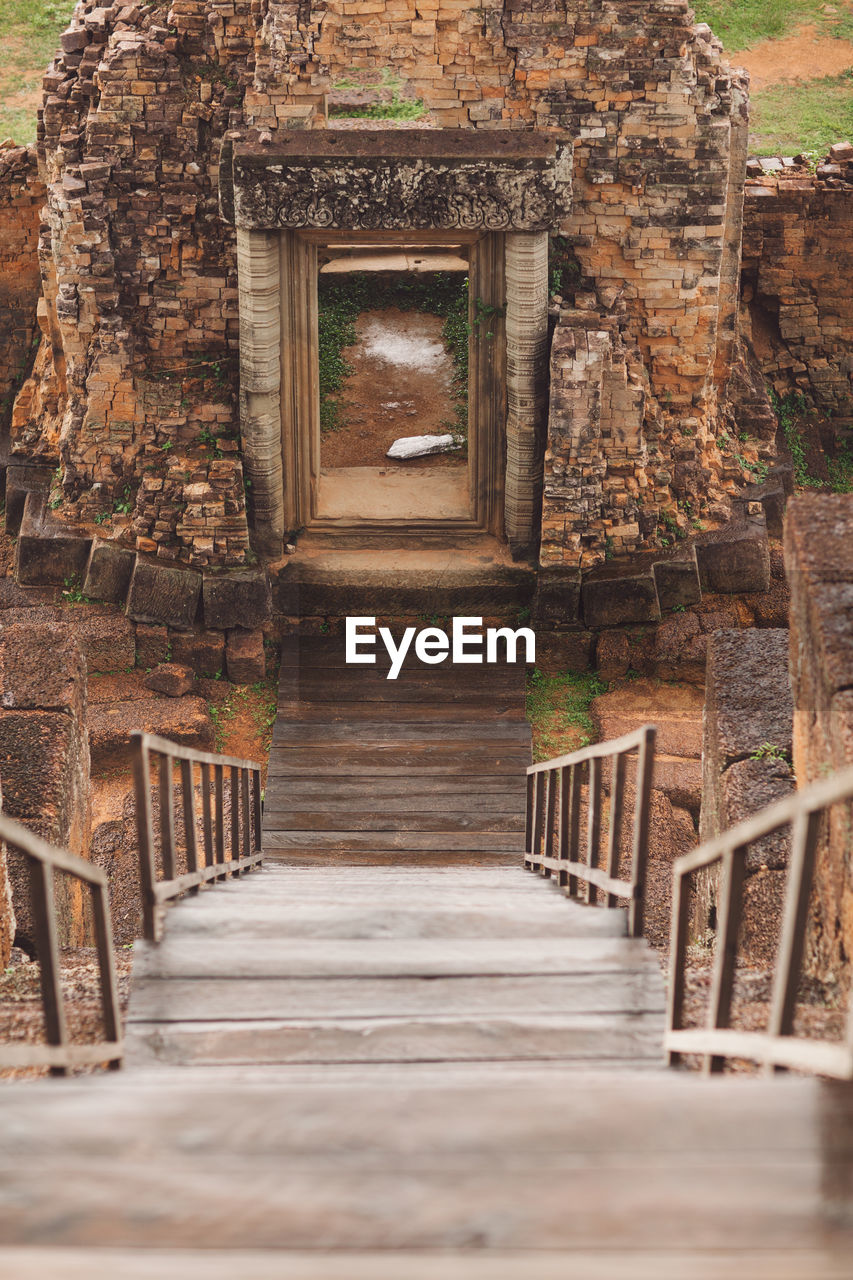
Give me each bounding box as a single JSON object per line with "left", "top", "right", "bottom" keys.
{"left": 7, "top": 0, "right": 751, "bottom": 567}
{"left": 741, "top": 145, "right": 853, "bottom": 435}
{"left": 0, "top": 145, "right": 44, "bottom": 447}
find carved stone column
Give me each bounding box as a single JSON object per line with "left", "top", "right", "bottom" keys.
{"left": 236, "top": 227, "right": 284, "bottom": 557}
{"left": 504, "top": 231, "right": 549, "bottom": 555}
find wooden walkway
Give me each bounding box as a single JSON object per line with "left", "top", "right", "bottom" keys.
{"left": 1, "top": 636, "right": 853, "bottom": 1274}
{"left": 264, "top": 634, "right": 530, "bottom": 861}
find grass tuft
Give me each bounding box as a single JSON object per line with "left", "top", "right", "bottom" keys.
{"left": 526, "top": 668, "right": 607, "bottom": 764}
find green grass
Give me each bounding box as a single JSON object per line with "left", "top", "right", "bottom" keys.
{"left": 692, "top": 0, "right": 845, "bottom": 51}
{"left": 317, "top": 272, "right": 469, "bottom": 436}
{"left": 328, "top": 98, "right": 427, "bottom": 122}
{"left": 750, "top": 71, "right": 853, "bottom": 157}
{"left": 526, "top": 668, "right": 607, "bottom": 764}
{"left": 0, "top": 0, "right": 76, "bottom": 143}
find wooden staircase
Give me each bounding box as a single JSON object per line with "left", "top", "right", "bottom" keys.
{"left": 264, "top": 633, "right": 531, "bottom": 862}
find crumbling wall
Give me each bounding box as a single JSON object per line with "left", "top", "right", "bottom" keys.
{"left": 9, "top": 0, "right": 749, "bottom": 569}
{"left": 697, "top": 628, "right": 794, "bottom": 964}
{"left": 0, "top": 145, "right": 44, "bottom": 444}
{"left": 785, "top": 494, "right": 853, "bottom": 984}
{"left": 0, "top": 622, "right": 91, "bottom": 950}
{"left": 741, "top": 146, "right": 853, "bottom": 435}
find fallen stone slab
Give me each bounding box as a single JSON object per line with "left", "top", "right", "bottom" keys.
{"left": 226, "top": 628, "right": 265, "bottom": 684}
{"left": 83, "top": 539, "right": 135, "bottom": 604}
{"left": 143, "top": 663, "right": 195, "bottom": 698}
{"left": 386, "top": 434, "right": 461, "bottom": 460}
{"left": 88, "top": 695, "right": 214, "bottom": 769}
{"left": 126, "top": 559, "right": 202, "bottom": 630}
{"left": 203, "top": 569, "right": 272, "bottom": 631}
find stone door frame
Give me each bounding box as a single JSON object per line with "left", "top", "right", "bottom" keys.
{"left": 230, "top": 132, "right": 565, "bottom": 558}
{"left": 238, "top": 225, "right": 548, "bottom": 556}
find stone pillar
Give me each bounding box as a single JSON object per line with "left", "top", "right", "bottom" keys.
{"left": 504, "top": 231, "right": 549, "bottom": 556}
{"left": 237, "top": 228, "right": 284, "bottom": 558}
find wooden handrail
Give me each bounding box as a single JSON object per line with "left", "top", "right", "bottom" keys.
{"left": 0, "top": 814, "right": 122, "bottom": 1075}
{"left": 523, "top": 725, "right": 656, "bottom": 938}
{"left": 666, "top": 765, "right": 853, "bottom": 1079}
{"left": 132, "top": 732, "right": 264, "bottom": 942}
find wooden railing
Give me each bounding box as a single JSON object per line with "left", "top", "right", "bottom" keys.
{"left": 132, "top": 732, "right": 264, "bottom": 942}
{"left": 524, "top": 725, "right": 656, "bottom": 938}
{"left": 666, "top": 766, "right": 853, "bottom": 1079}
{"left": 0, "top": 814, "right": 122, "bottom": 1075}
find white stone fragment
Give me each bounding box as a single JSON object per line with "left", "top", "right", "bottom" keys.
{"left": 386, "top": 434, "right": 462, "bottom": 460}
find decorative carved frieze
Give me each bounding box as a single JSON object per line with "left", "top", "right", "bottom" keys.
{"left": 229, "top": 132, "right": 572, "bottom": 233}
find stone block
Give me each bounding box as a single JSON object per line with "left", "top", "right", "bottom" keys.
{"left": 135, "top": 623, "right": 170, "bottom": 668}
{"left": 704, "top": 629, "right": 793, "bottom": 772}
{"left": 720, "top": 756, "right": 795, "bottom": 871}
{"left": 0, "top": 621, "right": 86, "bottom": 717}
{"left": 581, "top": 574, "right": 660, "bottom": 628}
{"left": 226, "top": 628, "right": 266, "bottom": 684}
{"left": 530, "top": 570, "right": 581, "bottom": 626}
{"left": 126, "top": 558, "right": 202, "bottom": 630}
{"left": 4, "top": 464, "right": 53, "bottom": 537}
{"left": 143, "top": 662, "right": 195, "bottom": 697}
{"left": 62, "top": 606, "right": 136, "bottom": 674}
{"left": 170, "top": 628, "right": 226, "bottom": 678}
{"left": 535, "top": 629, "right": 594, "bottom": 674}
{"left": 695, "top": 523, "right": 771, "bottom": 595}
{"left": 203, "top": 569, "right": 272, "bottom": 630}
{"left": 83, "top": 539, "right": 135, "bottom": 604}
{"left": 652, "top": 612, "right": 707, "bottom": 685}
{"left": 15, "top": 493, "right": 92, "bottom": 587}
{"left": 88, "top": 695, "right": 214, "bottom": 770}
{"left": 594, "top": 630, "right": 630, "bottom": 680}
{"left": 653, "top": 557, "right": 701, "bottom": 611}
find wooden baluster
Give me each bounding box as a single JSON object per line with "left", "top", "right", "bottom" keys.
{"left": 542, "top": 770, "right": 556, "bottom": 878}
{"left": 180, "top": 758, "right": 199, "bottom": 893}
{"left": 214, "top": 764, "right": 225, "bottom": 877}
{"left": 766, "top": 807, "right": 823, "bottom": 1072}
{"left": 628, "top": 725, "right": 656, "bottom": 939}
{"left": 92, "top": 881, "right": 122, "bottom": 1068}
{"left": 567, "top": 763, "right": 582, "bottom": 900}
{"left": 524, "top": 772, "right": 535, "bottom": 864}
{"left": 252, "top": 768, "right": 263, "bottom": 857}
{"left": 230, "top": 765, "right": 241, "bottom": 875}
{"left": 557, "top": 765, "right": 569, "bottom": 889}
{"left": 158, "top": 752, "right": 176, "bottom": 884}
{"left": 29, "top": 857, "right": 68, "bottom": 1075}
{"left": 200, "top": 761, "right": 215, "bottom": 871}
{"left": 587, "top": 756, "right": 602, "bottom": 905}
{"left": 605, "top": 752, "right": 626, "bottom": 908}
{"left": 131, "top": 736, "right": 158, "bottom": 941}
{"left": 666, "top": 862, "right": 692, "bottom": 1067}
{"left": 241, "top": 769, "right": 251, "bottom": 860}
{"left": 705, "top": 843, "right": 748, "bottom": 1074}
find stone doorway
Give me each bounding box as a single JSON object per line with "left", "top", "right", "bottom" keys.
{"left": 231, "top": 131, "right": 565, "bottom": 559}
{"left": 315, "top": 255, "right": 470, "bottom": 526}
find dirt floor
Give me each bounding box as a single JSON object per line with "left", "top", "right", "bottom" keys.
{"left": 322, "top": 308, "right": 466, "bottom": 470}
{"left": 737, "top": 21, "right": 853, "bottom": 89}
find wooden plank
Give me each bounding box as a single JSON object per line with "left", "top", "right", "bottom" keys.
{"left": 126, "top": 1012, "right": 666, "bottom": 1066}
{"left": 261, "top": 830, "right": 524, "bottom": 852}
{"left": 266, "top": 755, "right": 529, "bottom": 777}
{"left": 275, "top": 701, "right": 527, "bottom": 723}
{"left": 271, "top": 722, "right": 532, "bottom": 744}
{"left": 260, "top": 810, "right": 525, "bottom": 833}
{"left": 263, "top": 776, "right": 527, "bottom": 802}
{"left": 130, "top": 937, "right": 654, "bottom": 980}
{"left": 128, "top": 972, "right": 666, "bottom": 1021}
{"left": 2, "top": 1248, "right": 851, "bottom": 1280}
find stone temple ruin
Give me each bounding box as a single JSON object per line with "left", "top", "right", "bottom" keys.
{"left": 0, "top": 0, "right": 775, "bottom": 619}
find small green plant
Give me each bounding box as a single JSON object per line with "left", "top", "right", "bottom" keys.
{"left": 94, "top": 511, "right": 111, "bottom": 526}
{"left": 61, "top": 575, "right": 90, "bottom": 605}
{"left": 750, "top": 742, "right": 792, "bottom": 763}
{"left": 604, "top": 535, "right": 615, "bottom": 562}
{"left": 671, "top": 603, "right": 687, "bottom": 614}
{"left": 113, "top": 485, "right": 133, "bottom": 516}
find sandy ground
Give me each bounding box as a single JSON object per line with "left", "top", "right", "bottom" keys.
{"left": 737, "top": 21, "right": 853, "bottom": 89}
{"left": 322, "top": 308, "right": 466, "bottom": 470}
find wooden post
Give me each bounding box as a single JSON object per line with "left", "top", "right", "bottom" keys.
{"left": 29, "top": 859, "right": 68, "bottom": 1075}
{"left": 131, "top": 735, "right": 158, "bottom": 942}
